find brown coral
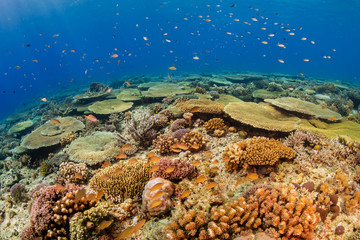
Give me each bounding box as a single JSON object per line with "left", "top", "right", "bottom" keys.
{"left": 89, "top": 161, "right": 151, "bottom": 202}
{"left": 204, "top": 118, "right": 227, "bottom": 133}
{"left": 181, "top": 131, "right": 208, "bottom": 152}
{"left": 55, "top": 162, "right": 89, "bottom": 185}
{"left": 153, "top": 134, "right": 179, "bottom": 155}
{"left": 152, "top": 158, "right": 198, "bottom": 182}
{"left": 223, "top": 137, "right": 296, "bottom": 172}
{"left": 175, "top": 99, "right": 225, "bottom": 114}
{"left": 165, "top": 184, "right": 320, "bottom": 240}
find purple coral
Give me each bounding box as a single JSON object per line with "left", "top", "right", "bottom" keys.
{"left": 172, "top": 129, "right": 190, "bottom": 139}
{"left": 170, "top": 119, "right": 187, "bottom": 132}
{"left": 152, "top": 158, "right": 198, "bottom": 182}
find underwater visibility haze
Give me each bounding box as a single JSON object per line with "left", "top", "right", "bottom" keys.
{"left": 1, "top": 0, "right": 360, "bottom": 240}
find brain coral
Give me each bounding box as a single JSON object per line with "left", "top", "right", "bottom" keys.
{"left": 21, "top": 117, "right": 85, "bottom": 150}
{"left": 165, "top": 184, "right": 320, "bottom": 240}
{"left": 223, "top": 136, "right": 296, "bottom": 172}
{"left": 68, "top": 132, "right": 120, "bottom": 165}
{"left": 89, "top": 160, "right": 151, "bottom": 202}
{"left": 175, "top": 99, "right": 225, "bottom": 114}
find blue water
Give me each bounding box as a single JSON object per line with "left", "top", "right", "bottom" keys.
{"left": 0, "top": 0, "right": 359, "bottom": 120}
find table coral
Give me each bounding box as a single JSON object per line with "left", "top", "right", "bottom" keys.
{"left": 223, "top": 137, "right": 296, "bottom": 172}
{"left": 175, "top": 99, "right": 225, "bottom": 114}
{"left": 165, "top": 184, "right": 320, "bottom": 240}
{"left": 89, "top": 161, "right": 151, "bottom": 202}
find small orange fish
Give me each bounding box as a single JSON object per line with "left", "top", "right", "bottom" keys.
{"left": 180, "top": 190, "right": 191, "bottom": 199}
{"left": 330, "top": 117, "right": 336, "bottom": 121}
{"left": 96, "top": 190, "right": 104, "bottom": 200}
{"left": 210, "top": 167, "right": 219, "bottom": 173}
{"left": 116, "top": 152, "right": 127, "bottom": 160}
{"left": 205, "top": 182, "right": 217, "bottom": 189}
{"left": 235, "top": 179, "right": 243, "bottom": 187}
{"left": 152, "top": 191, "right": 164, "bottom": 199}
{"left": 86, "top": 193, "right": 97, "bottom": 201}
{"left": 146, "top": 152, "right": 155, "bottom": 158}
{"left": 121, "top": 143, "right": 133, "bottom": 151}
{"left": 277, "top": 58, "right": 285, "bottom": 63}
{"left": 149, "top": 200, "right": 162, "bottom": 209}
{"left": 177, "top": 143, "right": 189, "bottom": 150}
{"left": 245, "top": 173, "right": 259, "bottom": 180}
{"left": 299, "top": 72, "right": 304, "bottom": 76}
{"left": 321, "top": 106, "right": 326, "bottom": 109}
{"left": 223, "top": 157, "right": 230, "bottom": 163}
{"left": 164, "top": 166, "right": 175, "bottom": 173}
{"left": 116, "top": 226, "right": 134, "bottom": 240}
{"left": 52, "top": 34, "right": 60, "bottom": 37}
{"left": 149, "top": 183, "right": 164, "bottom": 192}
{"left": 40, "top": 97, "right": 47, "bottom": 102}
{"left": 193, "top": 56, "right": 199, "bottom": 60}
{"left": 71, "top": 50, "right": 75, "bottom": 53}
{"left": 167, "top": 73, "right": 171, "bottom": 79}
{"left": 128, "top": 158, "right": 137, "bottom": 164}
{"left": 195, "top": 174, "right": 206, "bottom": 183}
{"left": 85, "top": 69, "right": 88, "bottom": 74}
{"left": 204, "top": 19, "right": 211, "bottom": 22}
{"left": 50, "top": 118, "right": 61, "bottom": 125}
{"left": 85, "top": 114, "right": 97, "bottom": 122}
{"left": 96, "top": 220, "right": 113, "bottom": 233}
{"left": 102, "top": 161, "right": 111, "bottom": 168}
{"left": 149, "top": 165, "right": 160, "bottom": 173}
{"left": 105, "top": 88, "right": 112, "bottom": 93}
{"left": 117, "top": 60, "right": 120, "bottom": 65}
{"left": 212, "top": 159, "right": 218, "bottom": 164}
{"left": 114, "top": 168, "right": 124, "bottom": 175}
{"left": 14, "top": 66, "right": 21, "bottom": 69}
{"left": 149, "top": 156, "right": 160, "bottom": 163}
{"left": 132, "top": 219, "right": 146, "bottom": 235}
{"left": 100, "top": 174, "right": 110, "bottom": 181}
{"left": 73, "top": 173, "right": 83, "bottom": 179}
{"left": 75, "top": 188, "right": 86, "bottom": 203}
{"left": 190, "top": 106, "right": 201, "bottom": 113}
{"left": 53, "top": 185, "right": 66, "bottom": 191}
{"left": 191, "top": 144, "right": 200, "bottom": 150}
{"left": 302, "top": 59, "right": 310, "bottom": 62}
{"left": 168, "top": 66, "right": 177, "bottom": 70}
{"left": 124, "top": 80, "right": 131, "bottom": 86}
{"left": 110, "top": 54, "right": 119, "bottom": 58}
{"left": 192, "top": 160, "right": 201, "bottom": 166}
{"left": 32, "top": 59, "right": 38, "bottom": 63}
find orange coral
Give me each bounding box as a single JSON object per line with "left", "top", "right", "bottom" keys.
{"left": 223, "top": 137, "right": 296, "bottom": 172}
{"left": 204, "top": 118, "right": 227, "bottom": 133}
{"left": 153, "top": 135, "right": 179, "bottom": 155}
{"left": 180, "top": 131, "right": 208, "bottom": 152}
{"left": 165, "top": 184, "right": 320, "bottom": 240}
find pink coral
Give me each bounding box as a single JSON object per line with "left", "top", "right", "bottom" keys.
{"left": 152, "top": 158, "right": 198, "bottom": 182}
{"left": 172, "top": 129, "right": 190, "bottom": 139}
{"left": 170, "top": 119, "right": 188, "bottom": 132}
{"left": 142, "top": 178, "right": 175, "bottom": 216}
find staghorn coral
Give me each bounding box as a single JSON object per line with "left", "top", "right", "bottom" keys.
{"left": 180, "top": 131, "right": 208, "bottom": 152}
{"left": 89, "top": 161, "right": 151, "bottom": 202}
{"left": 223, "top": 137, "right": 296, "bottom": 172}
{"left": 153, "top": 134, "right": 179, "bottom": 155}
{"left": 142, "top": 178, "right": 175, "bottom": 216}
{"left": 165, "top": 184, "right": 320, "bottom": 240}
{"left": 204, "top": 118, "right": 227, "bottom": 133}
{"left": 152, "top": 158, "right": 198, "bottom": 182}
{"left": 55, "top": 162, "right": 89, "bottom": 185}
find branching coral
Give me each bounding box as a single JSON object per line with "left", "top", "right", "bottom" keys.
{"left": 223, "top": 137, "right": 295, "bottom": 172}
{"left": 152, "top": 158, "right": 198, "bottom": 182}
{"left": 204, "top": 118, "right": 227, "bottom": 133}
{"left": 153, "top": 135, "right": 179, "bottom": 155}
{"left": 180, "top": 131, "right": 208, "bottom": 152}
{"left": 165, "top": 184, "right": 320, "bottom": 240}
{"left": 89, "top": 161, "right": 151, "bottom": 202}
{"left": 55, "top": 162, "right": 89, "bottom": 185}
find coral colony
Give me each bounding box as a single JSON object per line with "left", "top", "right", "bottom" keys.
{"left": 1, "top": 74, "right": 360, "bottom": 240}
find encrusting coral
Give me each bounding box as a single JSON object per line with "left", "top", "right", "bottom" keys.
{"left": 223, "top": 136, "right": 296, "bottom": 172}
{"left": 89, "top": 160, "right": 151, "bottom": 202}
{"left": 165, "top": 184, "right": 320, "bottom": 240}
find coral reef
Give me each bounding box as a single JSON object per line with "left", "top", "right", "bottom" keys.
{"left": 204, "top": 118, "right": 227, "bottom": 133}
{"left": 175, "top": 99, "right": 225, "bottom": 114}
{"left": 55, "top": 162, "right": 89, "bottom": 185}
{"left": 171, "top": 119, "right": 188, "bottom": 132}
{"left": 172, "top": 129, "right": 191, "bottom": 140}
{"left": 223, "top": 137, "right": 296, "bottom": 172}
{"left": 10, "top": 183, "right": 29, "bottom": 203}
{"left": 89, "top": 161, "right": 151, "bottom": 202}
{"left": 180, "top": 131, "right": 208, "bottom": 152}
{"left": 142, "top": 178, "right": 175, "bottom": 216}
{"left": 152, "top": 158, "right": 198, "bottom": 182}
{"left": 165, "top": 184, "right": 320, "bottom": 240}
{"left": 153, "top": 135, "right": 179, "bottom": 155}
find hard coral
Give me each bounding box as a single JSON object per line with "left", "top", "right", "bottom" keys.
{"left": 181, "top": 131, "right": 208, "bottom": 152}
{"left": 55, "top": 162, "right": 89, "bottom": 185}
{"left": 153, "top": 134, "right": 179, "bottom": 155}
{"left": 89, "top": 161, "right": 151, "bottom": 202}
{"left": 142, "top": 178, "right": 175, "bottom": 216}
{"left": 223, "top": 137, "right": 296, "bottom": 172}
{"left": 204, "top": 118, "right": 227, "bottom": 133}
{"left": 152, "top": 158, "right": 198, "bottom": 182}
{"left": 165, "top": 184, "right": 320, "bottom": 240}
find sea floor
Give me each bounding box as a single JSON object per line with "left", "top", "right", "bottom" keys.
{"left": 0, "top": 72, "right": 360, "bottom": 240}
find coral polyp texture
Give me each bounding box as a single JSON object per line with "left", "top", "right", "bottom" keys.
{"left": 204, "top": 118, "right": 227, "bottom": 133}
{"left": 152, "top": 158, "right": 198, "bottom": 182}
{"left": 223, "top": 136, "right": 296, "bottom": 172}
{"left": 180, "top": 131, "right": 208, "bottom": 152}
{"left": 89, "top": 160, "right": 151, "bottom": 202}
{"left": 153, "top": 134, "right": 179, "bottom": 155}
{"left": 165, "top": 184, "right": 320, "bottom": 240}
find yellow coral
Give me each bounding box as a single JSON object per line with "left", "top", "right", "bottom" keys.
{"left": 175, "top": 99, "right": 225, "bottom": 114}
